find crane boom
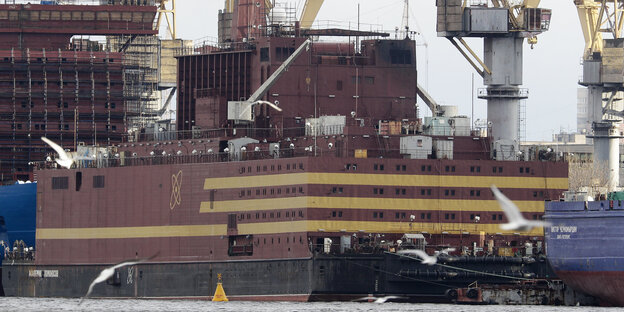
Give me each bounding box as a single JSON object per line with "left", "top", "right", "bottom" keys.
{"left": 228, "top": 39, "right": 312, "bottom": 122}
{"left": 300, "top": 0, "right": 324, "bottom": 29}
{"left": 248, "top": 39, "right": 311, "bottom": 103}
{"left": 575, "top": 0, "right": 607, "bottom": 58}
{"left": 416, "top": 84, "right": 441, "bottom": 117}
{"left": 156, "top": 0, "right": 176, "bottom": 39}
{"left": 224, "top": 0, "right": 233, "bottom": 13}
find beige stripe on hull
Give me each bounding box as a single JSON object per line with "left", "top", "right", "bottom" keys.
{"left": 37, "top": 220, "right": 543, "bottom": 240}
{"left": 203, "top": 173, "right": 568, "bottom": 190}
{"left": 199, "top": 196, "right": 545, "bottom": 213}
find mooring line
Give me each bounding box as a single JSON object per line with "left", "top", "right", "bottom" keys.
{"left": 387, "top": 252, "right": 534, "bottom": 281}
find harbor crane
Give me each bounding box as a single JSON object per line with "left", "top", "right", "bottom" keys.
{"left": 300, "top": 0, "right": 325, "bottom": 29}
{"left": 156, "top": 0, "right": 177, "bottom": 39}
{"left": 575, "top": 0, "right": 624, "bottom": 191}
{"left": 227, "top": 39, "right": 312, "bottom": 122}
{"left": 437, "top": 0, "right": 551, "bottom": 160}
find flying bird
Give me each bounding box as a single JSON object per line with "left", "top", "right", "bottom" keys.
{"left": 355, "top": 295, "right": 404, "bottom": 303}
{"left": 438, "top": 247, "right": 456, "bottom": 255}
{"left": 41, "top": 137, "right": 74, "bottom": 169}
{"left": 239, "top": 100, "right": 283, "bottom": 119}
{"left": 79, "top": 253, "right": 158, "bottom": 304}
{"left": 396, "top": 248, "right": 455, "bottom": 265}
{"left": 491, "top": 185, "right": 551, "bottom": 232}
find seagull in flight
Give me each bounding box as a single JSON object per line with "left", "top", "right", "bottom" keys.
{"left": 239, "top": 100, "right": 283, "bottom": 119}
{"left": 41, "top": 137, "right": 74, "bottom": 169}
{"left": 491, "top": 185, "right": 551, "bottom": 232}
{"left": 79, "top": 253, "right": 158, "bottom": 304}
{"left": 355, "top": 295, "right": 404, "bottom": 303}
{"left": 396, "top": 248, "right": 455, "bottom": 265}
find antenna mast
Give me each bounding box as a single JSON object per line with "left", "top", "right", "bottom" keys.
{"left": 400, "top": 0, "right": 409, "bottom": 38}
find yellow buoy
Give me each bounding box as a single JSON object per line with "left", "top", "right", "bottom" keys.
{"left": 212, "top": 273, "right": 229, "bottom": 302}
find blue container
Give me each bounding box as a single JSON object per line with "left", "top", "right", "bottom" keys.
{"left": 0, "top": 183, "right": 36, "bottom": 254}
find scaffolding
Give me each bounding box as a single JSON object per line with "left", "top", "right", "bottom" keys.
{"left": 0, "top": 0, "right": 161, "bottom": 182}
{"left": 0, "top": 46, "right": 127, "bottom": 181}
{"left": 108, "top": 35, "right": 160, "bottom": 130}
{"left": 518, "top": 99, "right": 526, "bottom": 143}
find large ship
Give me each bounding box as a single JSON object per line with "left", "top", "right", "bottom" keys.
{"left": 2, "top": 0, "right": 575, "bottom": 303}
{"left": 544, "top": 0, "right": 624, "bottom": 307}
{"left": 545, "top": 197, "right": 624, "bottom": 306}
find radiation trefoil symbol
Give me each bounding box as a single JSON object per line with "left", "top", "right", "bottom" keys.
{"left": 170, "top": 170, "right": 182, "bottom": 210}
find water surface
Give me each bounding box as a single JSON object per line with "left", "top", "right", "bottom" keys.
{"left": 4, "top": 298, "right": 620, "bottom": 312}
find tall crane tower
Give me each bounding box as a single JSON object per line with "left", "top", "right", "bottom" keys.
{"left": 437, "top": 0, "right": 551, "bottom": 160}
{"left": 576, "top": 0, "right": 624, "bottom": 191}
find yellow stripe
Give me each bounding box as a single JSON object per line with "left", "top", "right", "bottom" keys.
{"left": 37, "top": 220, "right": 541, "bottom": 240}
{"left": 200, "top": 197, "right": 309, "bottom": 213}
{"left": 239, "top": 220, "right": 543, "bottom": 237}
{"left": 203, "top": 173, "right": 567, "bottom": 190}
{"left": 200, "top": 196, "right": 545, "bottom": 213}
{"left": 204, "top": 173, "right": 308, "bottom": 189}
{"left": 238, "top": 220, "right": 308, "bottom": 235}
{"left": 37, "top": 224, "right": 227, "bottom": 240}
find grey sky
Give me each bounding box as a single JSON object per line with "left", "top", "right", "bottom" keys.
{"left": 174, "top": 1, "right": 584, "bottom": 141}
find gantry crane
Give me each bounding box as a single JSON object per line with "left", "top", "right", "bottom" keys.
{"left": 437, "top": 0, "right": 551, "bottom": 160}
{"left": 156, "top": 0, "right": 177, "bottom": 39}
{"left": 575, "top": 0, "right": 624, "bottom": 191}
{"left": 228, "top": 39, "right": 312, "bottom": 122}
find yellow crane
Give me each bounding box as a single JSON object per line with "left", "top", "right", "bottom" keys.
{"left": 487, "top": 0, "right": 540, "bottom": 29}
{"left": 574, "top": 1, "right": 624, "bottom": 108}
{"left": 156, "top": 0, "right": 177, "bottom": 39}
{"left": 222, "top": 0, "right": 323, "bottom": 30}
{"left": 437, "top": 0, "right": 551, "bottom": 159}
{"left": 574, "top": 1, "right": 624, "bottom": 192}
{"left": 445, "top": 0, "right": 548, "bottom": 78}
{"left": 574, "top": 0, "right": 624, "bottom": 59}
{"left": 299, "top": 0, "right": 324, "bottom": 29}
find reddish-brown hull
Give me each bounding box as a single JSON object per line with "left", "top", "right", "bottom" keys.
{"left": 33, "top": 156, "right": 567, "bottom": 265}
{"left": 555, "top": 271, "right": 624, "bottom": 306}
